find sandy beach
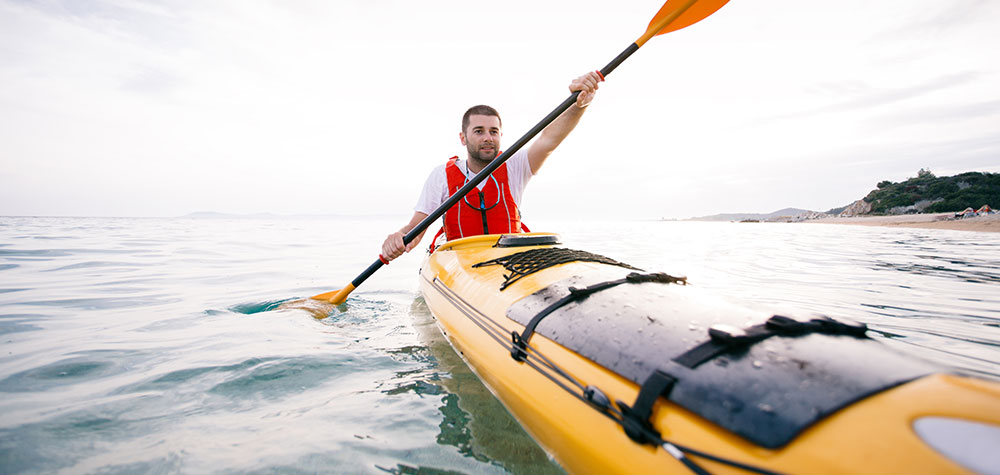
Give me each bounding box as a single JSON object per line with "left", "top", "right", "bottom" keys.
{"left": 810, "top": 213, "right": 1000, "bottom": 232}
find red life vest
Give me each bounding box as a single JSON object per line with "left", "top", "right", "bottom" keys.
{"left": 442, "top": 156, "right": 521, "bottom": 240}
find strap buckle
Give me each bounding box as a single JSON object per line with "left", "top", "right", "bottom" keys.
{"left": 708, "top": 323, "right": 752, "bottom": 345}
{"left": 617, "top": 370, "right": 677, "bottom": 445}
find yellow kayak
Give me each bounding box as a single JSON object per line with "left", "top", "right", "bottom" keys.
{"left": 418, "top": 232, "right": 1000, "bottom": 474}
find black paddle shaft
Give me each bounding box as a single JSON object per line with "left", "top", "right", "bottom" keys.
{"left": 349, "top": 42, "right": 643, "bottom": 289}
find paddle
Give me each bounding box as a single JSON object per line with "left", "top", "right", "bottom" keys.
{"left": 311, "top": 0, "right": 729, "bottom": 307}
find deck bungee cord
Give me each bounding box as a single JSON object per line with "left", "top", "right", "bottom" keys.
{"left": 505, "top": 271, "right": 687, "bottom": 361}
{"left": 473, "top": 247, "right": 642, "bottom": 290}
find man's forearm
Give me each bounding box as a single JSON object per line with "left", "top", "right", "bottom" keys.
{"left": 541, "top": 103, "right": 587, "bottom": 147}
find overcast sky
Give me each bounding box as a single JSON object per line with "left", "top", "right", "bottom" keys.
{"left": 2, "top": 0, "right": 998, "bottom": 219}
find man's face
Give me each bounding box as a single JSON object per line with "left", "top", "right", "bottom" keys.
{"left": 461, "top": 115, "right": 502, "bottom": 163}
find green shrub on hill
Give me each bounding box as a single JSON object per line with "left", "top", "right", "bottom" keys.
{"left": 862, "top": 170, "right": 1000, "bottom": 214}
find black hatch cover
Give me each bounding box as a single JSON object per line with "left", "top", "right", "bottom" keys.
{"left": 506, "top": 272, "right": 940, "bottom": 448}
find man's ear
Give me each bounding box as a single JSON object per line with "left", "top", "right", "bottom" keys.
{"left": 459, "top": 131, "right": 467, "bottom": 145}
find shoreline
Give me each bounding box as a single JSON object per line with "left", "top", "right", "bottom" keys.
{"left": 808, "top": 213, "right": 1000, "bottom": 233}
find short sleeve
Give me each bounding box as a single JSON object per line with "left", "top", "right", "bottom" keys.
{"left": 414, "top": 164, "right": 449, "bottom": 215}
{"left": 503, "top": 149, "right": 533, "bottom": 206}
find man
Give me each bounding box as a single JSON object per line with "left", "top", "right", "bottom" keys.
{"left": 381, "top": 71, "right": 603, "bottom": 261}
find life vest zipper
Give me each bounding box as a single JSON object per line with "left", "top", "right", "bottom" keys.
{"left": 479, "top": 190, "right": 489, "bottom": 234}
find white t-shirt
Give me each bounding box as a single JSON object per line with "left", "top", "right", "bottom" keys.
{"left": 414, "top": 149, "right": 534, "bottom": 216}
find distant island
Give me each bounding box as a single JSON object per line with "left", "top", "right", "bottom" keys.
{"left": 689, "top": 170, "right": 999, "bottom": 222}
{"left": 687, "top": 208, "right": 821, "bottom": 222}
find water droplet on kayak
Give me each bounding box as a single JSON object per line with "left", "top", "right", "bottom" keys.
{"left": 753, "top": 360, "right": 763, "bottom": 368}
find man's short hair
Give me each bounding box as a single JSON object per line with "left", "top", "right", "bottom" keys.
{"left": 462, "top": 105, "right": 502, "bottom": 132}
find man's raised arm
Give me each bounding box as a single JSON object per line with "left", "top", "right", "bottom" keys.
{"left": 526, "top": 71, "right": 604, "bottom": 174}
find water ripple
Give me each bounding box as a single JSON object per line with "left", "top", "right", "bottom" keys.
{"left": 1, "top": 216, "right": 995, "bottom": 473}
{"left": 0, "top": 350, "right": 146, "bottom": 393}
{"left": 43, "top": 261, "right": 146, "bottom": 272}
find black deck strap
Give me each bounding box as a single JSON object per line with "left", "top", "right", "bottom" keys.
{"left": 767, "top": 314, "right": 868, "bottom": 337}
{"left": 674, "top": 315, "right": 869, "bottom": 369}
{"left": 616, "top": 370, "right": 677, "bottom": 445}
{"left": 510, "top": 272, "right": 686, "bottom": 361}
{"left": 672, "top": 323, "right": 773, "bottom": 369}
{"left": 473, "top": 247, "right": 642, "bottom": 290}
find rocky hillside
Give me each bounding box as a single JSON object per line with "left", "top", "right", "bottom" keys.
{"left": 856, "top": 170, "right": 999, "bottom": 215}
{"left": 685, "top": 170, "right": 998, "bottom": 221}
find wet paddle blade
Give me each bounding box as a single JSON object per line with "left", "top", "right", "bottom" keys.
{"left": 310, "top": 284, "right": 355, "bottom": 305}
{"left": 275, "top": 285, "right": 355, "bottom": 320}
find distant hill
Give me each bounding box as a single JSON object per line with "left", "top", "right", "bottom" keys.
{"left": 688, "top": 170, "right": 999, "bottom": 221}
{"left": 860, "top": 170, "right": 1000, "bottom": 215}
{"left": 688, "top": 208, "right": 814, "bottom": 222}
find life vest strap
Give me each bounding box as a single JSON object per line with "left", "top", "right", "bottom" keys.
{"left": 428, "top": 226, "right": 447, "bottom": 253}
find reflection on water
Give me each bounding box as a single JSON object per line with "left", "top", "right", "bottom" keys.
{"left": 404, "top": 297, "right": 564, "bottom": 474}
{"left": 226, "top": 295, "right": 562, "bottom": 472}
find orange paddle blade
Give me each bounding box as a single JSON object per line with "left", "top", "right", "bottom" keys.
{"left": 310, "top": 283, "right": 355, "bottom": 305}
{"left": 638, "top": 0, "right": 730, "bottom": 46}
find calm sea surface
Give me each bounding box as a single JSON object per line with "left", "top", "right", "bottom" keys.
{"left": 1, "top": 216, "right": 998, "bottom": 473}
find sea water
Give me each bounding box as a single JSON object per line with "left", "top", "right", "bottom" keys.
{"left": 1, "top": 216, "right": 998, "bottom": 473}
